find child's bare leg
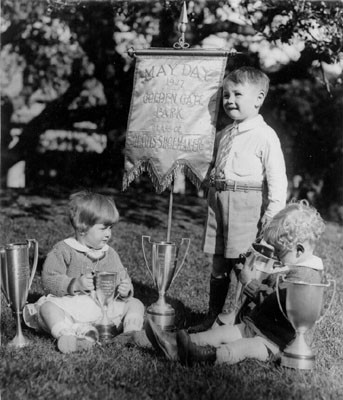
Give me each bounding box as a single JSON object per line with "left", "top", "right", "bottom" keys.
{"left": 40, "top": 301, "right": 96, "bottom": 353}
{"left": 39, "top": 301, "right": 72, "bottom": 339}
{"left": 216, "top": 337, "right": 269, "bottom": 365}
{"left": 122, "top": 298, "right": 145, "bottom": 332}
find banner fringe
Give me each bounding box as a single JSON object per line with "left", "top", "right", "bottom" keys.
{"left": 122, "top": 158, "right": 204, "bottom": 194}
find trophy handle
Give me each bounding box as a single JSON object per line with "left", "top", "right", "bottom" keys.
{"left": 276, "top": 274, "right": 289, "bottom": 321}
{"left": 0, "top": 246, "right": 11, "bottom": 306}
{"left": 170, "top": 238, "right": 190, "bottom": 286}
{"left": 141, "top": 235, "right": 154, "bottom": 281}
{"left": 316, "top": 279, "right": 336, "bottom": 324}
{"left": 27, "top": 239, "right": 38, "bottom": 290}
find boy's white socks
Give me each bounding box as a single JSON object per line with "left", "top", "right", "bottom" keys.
{"left": 215, "top": 338, "right": 269, "bottom": 365}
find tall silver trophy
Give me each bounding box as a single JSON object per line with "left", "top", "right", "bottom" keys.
{"left": 94, "top": 271, "right": 118, "bottom": 341}
{"left": 0, "top": 240, "right": 38, "bottom": 347}
{"left": 276, "top": 274, "right": 336, "bottom": 370}
{"left": 142, "top": 236, "right": 190, "bottom": 331}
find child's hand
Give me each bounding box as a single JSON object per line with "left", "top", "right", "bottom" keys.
{"left": 239, "top": 265, "right": 255, "bottom": 285}
{"left": 78, "top": 273, "right": 95, "bottom": 292}
{"left": 117, "top": 278, "right": 131, "bottom": 298}
{"left": 261, "top": 214, "right": 272, "bottom": 231}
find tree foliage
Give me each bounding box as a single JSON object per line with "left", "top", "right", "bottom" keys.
{"left": 1, "top": 0, "right": 342, "bottom": 214}
{"left": 241, "top": 0, "right": 343, "bottom": 63}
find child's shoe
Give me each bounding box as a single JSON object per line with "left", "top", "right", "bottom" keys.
{"left": 145, "top": 318, "right": 178, "bottom": 360}
{"left": 177, "top": 330, "right": 216, "bottom": 366}
{"left": 116, "top": 330, "right": 153, "bottom": 348}
{"left": 57, "top": 334, "right": 95, "bottom": 354}
{"left": 56, "top": 325, "right": 99, "bottom": 354}
{"left": 111, "top": 331, "right": 133, "bottom": 345}
{"left": 131, "top": 330, "right": 152, "bottom": 348}
{"left": 73, "top": 324, "right": 100, "bottom": 343}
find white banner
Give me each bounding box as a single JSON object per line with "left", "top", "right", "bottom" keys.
{"left": 123, "top": 52, "right": 227, "bottom": 193}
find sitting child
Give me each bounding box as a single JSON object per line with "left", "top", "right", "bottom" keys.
{"left": 24, "top": 190, "right": 145, "bottom": 353}
{"left": 145, "top": 200, "right": 326, "bottom": 365}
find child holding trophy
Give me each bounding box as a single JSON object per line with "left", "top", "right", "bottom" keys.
{"left": 189, "top": 66, "right": 288, "bottom": 333}
{"left": 145, "top": 200, "right": 325, "bottom": 366}
{"left": 23, "top": 191, "right": 145, "bottom": 353}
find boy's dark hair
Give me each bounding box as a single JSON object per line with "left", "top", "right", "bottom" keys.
{"left": 224, "top": 66, "right": 270, "bottom": 97}
{"left": 69, "top": 191, "right": 119, "bottom": 233}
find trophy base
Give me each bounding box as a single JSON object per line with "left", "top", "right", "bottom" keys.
{"left": 281, "top": 351, "right": 315, "bottom": 370}
{"left": 8, "top": 334, "right": 32, "bottom": 348}
{"left": 147, "top": 304, "right": 175, "bottom": 331}
{"left": 95, "top": 324, "right": 118, "bottom": 342}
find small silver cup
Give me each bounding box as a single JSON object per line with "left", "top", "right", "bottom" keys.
{"left": 94, "top": 271, "right": 118, "bottom": 341}
{"left": 142, "top": 236, "right": 190, "bottom": 331}
{"left": 276, "top": 274, "right": 336, "bottom": 370}
{"left": 0, "top": 239, "right": 38, "bottom": 347}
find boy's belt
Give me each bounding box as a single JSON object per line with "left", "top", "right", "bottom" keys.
{"left": 211, "top": 179, "right": 263, "bottom": 192}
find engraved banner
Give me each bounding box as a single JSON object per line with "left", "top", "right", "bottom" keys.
{"left": 122, "top": 53, "right": 227, "bottom": 193}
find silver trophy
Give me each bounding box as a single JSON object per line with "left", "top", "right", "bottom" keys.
{"left": 0, "top": 240, "right": 38, "bottom": 347}
{"left": 94, "top": 271, "right": 118, "bottom": 341}
{"left": 142, "top": 236, "right": 190, "bottom": 331}
{"left": 213, "top": 241, "right": 286, "bottom": 328}
{"left": 276, "top": 274, "right": 336, "bottom": 370}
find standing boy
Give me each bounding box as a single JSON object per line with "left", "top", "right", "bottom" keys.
{"left": 190, "top": 66, "right": 288, "bottom": 332}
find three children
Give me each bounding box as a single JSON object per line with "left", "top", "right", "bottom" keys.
{"left": 23, "top": 67, "right": 326, "bottom": 367}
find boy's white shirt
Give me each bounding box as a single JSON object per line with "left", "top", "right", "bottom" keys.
{"left": 215, "top": 114, "right": 288, "bottom": 218}
{"left": 64, "top": 237, "right": 109, "bottom": 259}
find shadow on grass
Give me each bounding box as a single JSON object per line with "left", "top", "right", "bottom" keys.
{"left": 132, "top": 281, "right": 206, "bottom": 330}
{"left": 25, "top": 278, "right": 206, "bottom": 333}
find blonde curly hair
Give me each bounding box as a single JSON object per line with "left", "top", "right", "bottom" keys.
{"left": 263, "top": 200, "right": 325, "bottom": 252}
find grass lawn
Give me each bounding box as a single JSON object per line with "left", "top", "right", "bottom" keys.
{"left": 1, "top": 186, "right": 342, "bottom": 400}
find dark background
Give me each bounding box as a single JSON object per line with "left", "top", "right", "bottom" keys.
{"left": 1, "top": 0, "right": 342, "bottom": 223}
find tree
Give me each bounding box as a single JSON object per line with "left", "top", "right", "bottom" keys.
{"left": 1, "top": 1, "right": 342, "bottom": 217}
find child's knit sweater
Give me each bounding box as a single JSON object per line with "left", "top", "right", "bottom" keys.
{"left": 42, "top": 240, "right": 132, "bottom": 297}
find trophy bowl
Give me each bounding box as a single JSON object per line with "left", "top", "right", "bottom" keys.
{"left": 276, "top": 274, "right": 336, "bottom": 370}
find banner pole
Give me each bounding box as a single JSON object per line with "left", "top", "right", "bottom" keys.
{"left": 167, "top": 182, "right": 174, "bottom": 242}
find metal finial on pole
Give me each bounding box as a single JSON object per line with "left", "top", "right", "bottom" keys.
{"left": 173, "top": 1, "right": 190, "bottom": 49}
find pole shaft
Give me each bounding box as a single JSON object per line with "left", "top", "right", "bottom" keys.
{"left": 167, "top": 184, "right": 173, "bottom": 242}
